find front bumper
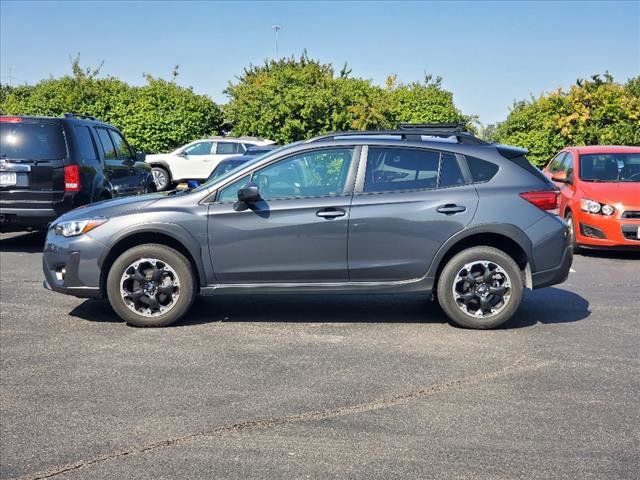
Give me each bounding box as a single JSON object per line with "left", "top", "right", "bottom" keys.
{"left": 42, "top": 230, "right": 105, "bottom": 298}
{"left": 531, "top": 244, "right": 573, "bottom": 289}
{"left": 575, "top": 210, "right": 640, "bottom": 249}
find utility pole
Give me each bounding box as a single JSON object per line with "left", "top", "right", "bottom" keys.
{"left": 272, "top": 25, "right": 281, "bottom": 59}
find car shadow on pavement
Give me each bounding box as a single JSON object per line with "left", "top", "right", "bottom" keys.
{"left": 0, "top": 231, "right": 46, "bottom": 253}
{"left": 69, "top": 287, "right": 590, "bottom": 329}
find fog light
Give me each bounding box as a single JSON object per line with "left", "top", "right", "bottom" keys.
{"left": 55, "top": 266, "right": 66, "bottom": 281}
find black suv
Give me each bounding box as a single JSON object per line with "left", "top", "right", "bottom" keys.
{"left": 0, "top": 114, "right": 154, "bottom": 232}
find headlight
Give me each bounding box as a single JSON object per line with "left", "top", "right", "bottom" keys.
{"left": 53, "top": 218, "right": 108, "bottom": 237}
{"left": 580, "top": 199, "right": 615, "bottom": 216}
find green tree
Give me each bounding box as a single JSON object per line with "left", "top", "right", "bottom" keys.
{"left": 0, "top": 57, "right": 223, "bottom": 153}
{"left": 494, "top": 73, "right": 640, "bottom": 167}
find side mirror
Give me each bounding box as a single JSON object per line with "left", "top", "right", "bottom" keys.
{"left": 136, "top": 151, "right": 146, "bottom": 162}
{"left": 551, "top": 171, "right": 570, "bottom": 184}
{"left": 178, "top": 150, "right": 187, "bottom": 157}
{"left": 237, "top": 182, "right": 260, "bottom": 204}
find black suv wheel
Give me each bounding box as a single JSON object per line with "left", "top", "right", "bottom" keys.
{"left": 437, "top": 246, "right": 524, "bottom": 329}
{"left": 106, "top": 244, "right": 196, "bottom": 327}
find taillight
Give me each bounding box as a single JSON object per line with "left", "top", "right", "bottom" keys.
{"left": 520, "top": 190, "right": 558, "bottom": 212}
{"left": 64, "top": 165, "right": 81, "bottom": 192}
{"left": 0, "top": 116, "right": 23, "bottom": 123}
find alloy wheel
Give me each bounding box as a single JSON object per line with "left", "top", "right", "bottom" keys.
{"left": 119, "top": 258, "right": 180, "bottom": 317}
{"left": 452, "top": 260, "right": 512, "bottom": 318}
{"left": 152, "top": 169, "right": 168, "bottom": 190}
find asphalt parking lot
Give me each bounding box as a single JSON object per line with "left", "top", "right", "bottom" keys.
{"left": 1, "top": 231, "right": 639, "bottom": 479}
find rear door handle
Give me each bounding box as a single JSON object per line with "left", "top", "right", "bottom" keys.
{"left": 316, "top": 207, "right": 346, "bottom": 219}
{"left": 437, "top": 204, "right": 466, "bottom": 215}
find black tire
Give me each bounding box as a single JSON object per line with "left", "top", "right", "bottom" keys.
{"left": 151, "top": 166, "right": 171, "bottom": 191}
{"left": 106, "top": 244, "right": 196, "bottom": 327}
{"left": 436, "top": 246, "right": 524, "bottom": 329}
{"left": 564, "top": 211, "right": 580, "bottom": 252}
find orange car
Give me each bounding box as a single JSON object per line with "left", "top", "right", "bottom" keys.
{"left": 542, "top": 146, "right": 640, "bottom": 250}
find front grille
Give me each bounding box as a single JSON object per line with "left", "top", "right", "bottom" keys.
{"left": 580, "top": 223, "right": 606, "bottom": 239}
{"left": 621, "top": 224, "right": 640, "bottom": 241}
{"left": 622, "top": 211, "right": 640, "bottom": 219}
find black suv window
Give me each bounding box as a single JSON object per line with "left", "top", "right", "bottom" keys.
{"left": 0, "top": 122, "right": 67, "bottom": 160}
{"left": 74, "top": 126, "right": 98, "bottom": 162}
{"left": 364, "top": 148, "right": 464, "bottom": 192}
{"left": 95, "top": 128, "right": 117, "bottom": 160}
{"left": 466, "top": 156, "right": 499, "bottom": 183}
{"left": 109, "top": 130, "right": 133, "bottom": 160}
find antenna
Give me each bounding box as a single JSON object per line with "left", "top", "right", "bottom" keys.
{"left": 272, "top": 25, "right": 281, "bottom": 59}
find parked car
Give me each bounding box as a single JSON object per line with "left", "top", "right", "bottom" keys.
{"left": 205, "top": 145, "right": 279, "bottom": 182}
{"left": 543, "top": 146, "right": 640, "bottom": 250}
{"left": 43, "top": 124, "right": 572, "bottom": 330}
{"left": 145, "top": 137, "right": 274, "bottom": 191}
{"left": 0, "top": 114, "right": 154, "bottom": 232}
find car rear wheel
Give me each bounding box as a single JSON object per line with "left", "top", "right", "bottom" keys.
{"left": 106, "top": 244, "right": 196, "bottom": 327}
{"left": 436, "top": 246, "right": 524, "bottom": 329}
{"left": 151, "top": 166, "right": 171, "bottom": 191}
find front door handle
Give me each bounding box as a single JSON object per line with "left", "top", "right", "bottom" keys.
{"left": 437, "top": 204, "right": 466, "bottom": 215}
{"left": 316, "top": 207, "right": 346, "bottom": 219}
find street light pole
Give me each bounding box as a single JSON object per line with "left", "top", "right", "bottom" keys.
{"left": 272, "top": 25, "right": 281, "bottom": 59}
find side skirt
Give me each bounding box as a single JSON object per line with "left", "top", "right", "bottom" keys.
{"left": 200, "top": 277, "right": 435, "bottom": 296}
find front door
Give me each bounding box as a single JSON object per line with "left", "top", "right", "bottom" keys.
{"left": 207, "top": 147, "right": 357, "bottom": 283}
{"left": 348, "top": 146, "right": 479, "bottom": 281}
{"left": 174, "top": 141, "right": 215, "bottom": 181}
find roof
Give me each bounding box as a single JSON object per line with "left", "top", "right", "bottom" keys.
{"left": 567, "top": 145, "right": 640, "bottom": 154}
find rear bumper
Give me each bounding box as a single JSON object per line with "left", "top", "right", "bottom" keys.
{"left": 0, "top": 207, "right": 59, "bottom": 230}
{"left": 531, "top": 245, "right": 573, "bottom": 289}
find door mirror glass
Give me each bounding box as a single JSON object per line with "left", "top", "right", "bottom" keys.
{"left": 552, "top": 171, "right": 569, "bottom": 183}
{"left": 237, "top": 182, "right": 260, "bottom": 203}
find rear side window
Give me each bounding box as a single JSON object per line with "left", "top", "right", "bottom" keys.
{"left": 95, "top": 128, "right": 117, "bottom": 160}
{"left": 364, "top": 147, "right": 464, "bottom": 193}
{"left": 74, "top": 126, "right": 98, "bottom": 162}
{"left": 109, "top": 130, "right": 133, "bottom": 160}
{"left": 466, "top": 156, "right": 499, "bottom": 183}
{"left": 0, "top": 122, "right": 67, "bottom": 160}
{"left": 216, "top": 142, "right": 241, "bottom": 154}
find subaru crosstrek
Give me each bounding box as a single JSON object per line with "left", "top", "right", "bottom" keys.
{"left": 43, "top": 125, "right": 573, "bottom": 329}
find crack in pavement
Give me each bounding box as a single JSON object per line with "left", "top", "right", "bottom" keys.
{"left": 19, "top": 355, "right": 549, "bottom": 480}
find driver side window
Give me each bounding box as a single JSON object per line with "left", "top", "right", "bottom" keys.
{"left": 252, "top": 148, "right": 354, "bottom": 201}
{"left": 184, "top": 141, "right": 213, "bottom": 156}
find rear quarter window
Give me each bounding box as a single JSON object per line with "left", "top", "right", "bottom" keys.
{"left": 465, "top": 156, "right": 499, "bottom": 183}
{"left": 73, "top": 126, "right": 98, "bottom": 163}
{"left": 0, "top": 122, "right": 67, "bottom": 160}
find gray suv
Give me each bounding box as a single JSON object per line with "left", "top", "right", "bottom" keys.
{"left": 43, "top": 124, "right": 573, "bottom": 329}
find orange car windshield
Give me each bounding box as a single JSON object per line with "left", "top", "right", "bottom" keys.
{"left": 579, "top": 153, "right": 640, "bottom": 182}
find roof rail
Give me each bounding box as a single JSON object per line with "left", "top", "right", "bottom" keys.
{"left": 306, "top": 123, "right": 486, "bottom": 145}
{"left": 63, "top": 112, "right": 98, "bottom": 121}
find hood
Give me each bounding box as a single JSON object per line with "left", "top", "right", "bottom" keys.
{"left": 579, "top": 181, "right": 640, "bottom": 208}
{"left": 54, "top": 193, "right": 165, "bottom": 223}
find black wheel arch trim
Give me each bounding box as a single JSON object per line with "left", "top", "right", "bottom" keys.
{"left": 97, "top": 222, "right": 208, "bottom": 288}
{"left": 148, "top": 161, "right": 172, "bottom": 178}
{"left": 425, "top": 223, "right": 536, "bottom": 279}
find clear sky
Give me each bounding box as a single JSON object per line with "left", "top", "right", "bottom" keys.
{"left": 1, "top": 0, "right": 638, "bottom": 125}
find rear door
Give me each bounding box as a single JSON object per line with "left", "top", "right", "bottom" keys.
{"left": 348, "top": 146, "right": 479, "bottom": 281}
{"left": 0, "top": 118, "right": 67, "bottom": 210}
{"left": 95, "top": 127, "right": 130, "bottom": 197}
{"left": 108, "top": 129, "right": 142, "bottom": 194}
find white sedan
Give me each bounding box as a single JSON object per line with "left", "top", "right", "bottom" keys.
{"left": 146, "top": 137, "right": 273, "bottom": 190}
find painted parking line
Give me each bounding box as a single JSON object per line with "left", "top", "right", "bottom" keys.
{"left": 570, "top": 268, "right": 576, "bottom": 273}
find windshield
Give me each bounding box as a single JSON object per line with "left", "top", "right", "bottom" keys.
{"left": 191, "top": 143, "right": 296, "bottom": 194}
{"left": 580, "top": 153, "right": 640, "bottom": 182}
{"left": 0, "top": 122, "right": 67, "bottom": 160}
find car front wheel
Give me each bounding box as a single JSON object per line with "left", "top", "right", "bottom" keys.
{"left": 106, "top": 244, "right": 196, "bottom": 327}
{"left": 436, "top": 246, "right": 524, "bottom": 329}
